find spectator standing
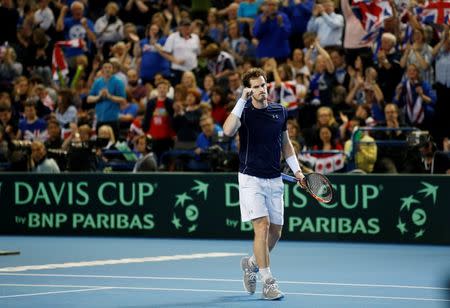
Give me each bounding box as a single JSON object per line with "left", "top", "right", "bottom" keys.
{"left": 376, "top": 32, "right": 403, "bottom": 102}
{"left": 134, "top": 23, "right": 171, "bottom": 85}
{"left": 394, "top": 64, "right": 435, "bottom": 131}
{"left": 307, "top": 0, "right": 344, "bottom": 48}
{"left": 56, "top": 1, "right": 97, "bottom": 60}
{"left": 94, "top": 2, "right": 124, "bottom": 60}
{"left": 142, "top": 79, "right": 175, "bottom": 163}
{"left": 33, "top": 0, "right": 55, "bottom": 37}
{"left": 431, "top": 26, "right": 450, "bottom": 148}
{"left": 87, "top": 61, "right": 126, "bottom": 140}
{"left": 399, "top": 28, "right": 433, "bottom": 86}
{"left": 55, "top": 88, "right": 77, "bottom": 131}
{"left": 252, "top": 0, "right": 292, "bottom": 62}
{"left": 157, "top": 18, "right": 201, "bottom": 86}
{"left": 281, "top": 0, "right": 314, "bottom": 50}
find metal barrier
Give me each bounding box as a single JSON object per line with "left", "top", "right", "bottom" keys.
{"left": 347, "top": 126, "right": 419, "bottom": 171}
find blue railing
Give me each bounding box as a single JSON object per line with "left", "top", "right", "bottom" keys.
{"left": 347, "top": 126, "right": 419, "bottom": 171}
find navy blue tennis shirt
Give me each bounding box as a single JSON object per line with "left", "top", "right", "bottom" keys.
{"left": 238, "top": 100, "right": 288, "bottom": 178}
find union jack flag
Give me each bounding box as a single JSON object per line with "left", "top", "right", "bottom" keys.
{"left": 342, "top": 0, "right": 393, "bottom": 48}
{"left": 51, "top": 39, "right": 85, "bottom": 81}
{"left": 416, "top": 0, "right": 450, "bottom": 25}
{"left": 353, "top": 0, "right": 393, "bottom": 42}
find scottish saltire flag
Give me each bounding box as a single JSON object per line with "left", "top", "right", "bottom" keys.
{"left": 341, "top": 0, "right": 393, "bottom": 48}
{"left": 418, "top": 0, "right": 450, "bottom": 25}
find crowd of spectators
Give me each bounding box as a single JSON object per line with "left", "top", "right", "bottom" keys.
{"left": 0, "top": 0, "right": 449, "bottom": 174}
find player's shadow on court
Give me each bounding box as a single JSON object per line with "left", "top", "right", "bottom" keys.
{"left": 121, "top": 295, "right": 270, "bottom": 308}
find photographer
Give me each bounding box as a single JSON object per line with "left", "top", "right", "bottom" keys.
{"left": 133, "top": 135, "right": 157, "bottom": 172}
{"left": 30, "top": 141, "right": 60, "bottom": 173}
{"left": 188, "top": 115, "right": 237, "bottom": 171}
{"left": 44, "top": 119, "right": 66, "bottom": 171}
{"left": 63, "top": 123, "right": 97, "bottom": 171}
{"left": 405, "top": 131, "right": 450, "bottom": 174}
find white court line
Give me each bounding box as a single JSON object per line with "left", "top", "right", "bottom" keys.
{"left": 0, "top": 252, "right": 246, "bottom": 272}
{"left": 0, "top": 286, "right": 113, "bottom": 299}
{"left": 0, "top": 273, "right": 447, "bottom": 291}
{"left": 0, "top": 283, "right": 448, "bottom": 302}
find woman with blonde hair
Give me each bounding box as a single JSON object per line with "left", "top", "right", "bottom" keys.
{"left": 180, "top": 71, "right": 202, "bottom": 93}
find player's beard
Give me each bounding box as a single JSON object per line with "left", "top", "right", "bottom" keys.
{"left": 253, "top": 93, "right": 267, "bottom": 104}
{"left": 254, "top": 92, "right": 267, "bottom": 106}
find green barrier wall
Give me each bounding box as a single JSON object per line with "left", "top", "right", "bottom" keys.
{"left": 0, "top": 173, "right": 449, "bottom": 244}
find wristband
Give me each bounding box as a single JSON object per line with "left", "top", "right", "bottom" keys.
{"left": 286, "top": 155, "right": 301, "bottom": 174}
{"left": 231, "top": 98, "right": 246, "bottom": 118}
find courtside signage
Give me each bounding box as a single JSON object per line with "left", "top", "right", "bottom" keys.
{"left": 0, "top": 174, "right": 449, "bottom": 244}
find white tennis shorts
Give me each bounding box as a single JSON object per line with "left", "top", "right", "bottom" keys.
{"left": 238, "top": 172, "right": 285, "bottom": 225}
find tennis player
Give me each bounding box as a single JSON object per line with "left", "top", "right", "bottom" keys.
{"left": 223, "top": 68, "right": 305, "bottom": 300}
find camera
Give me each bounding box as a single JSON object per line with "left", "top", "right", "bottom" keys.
{"left": 66, "top": 140, "right": 96, "bottom": 171}
{"left": 108, "top": 15, "right": 117, "bottom": 24}
{"left": 202, "top": 132, "right": 238, "bottom": 171}
{"left": 407, "top": 130, "right": 430, "bottom": 148}
{"left": 8, "top": 140, "right": 32, "bottom": 153}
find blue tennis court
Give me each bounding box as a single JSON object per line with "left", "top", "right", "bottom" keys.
{"left": 0, "top": 236, "right": 449, "bottom": 307}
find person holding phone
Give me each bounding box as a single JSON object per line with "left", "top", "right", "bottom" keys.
{"left": 223, "top": 67, "right": 305, "bottom": 300}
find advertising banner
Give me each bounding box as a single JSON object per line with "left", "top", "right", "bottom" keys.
{"left": 0, "top": 173, "right": 449, "bottom": 244}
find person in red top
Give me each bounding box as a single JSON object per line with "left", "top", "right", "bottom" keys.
{"left": 210, "top": 86, "right": 228, "bottom": 125}
{"left": 141, "top": 79, "right": 175, "bottom": 162}
{"left": 312, "top": 125, "right": 343, "bottom": 158}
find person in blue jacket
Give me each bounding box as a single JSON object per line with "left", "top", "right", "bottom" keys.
{"left": 281, "top": 0, "right": 314, "bottom": 50}
{"left": 252, "top": 0, "right": 292, "bottom": 62}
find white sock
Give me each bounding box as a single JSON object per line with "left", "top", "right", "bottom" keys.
{"left": 249, "top": 255, "right": 258, "bottom": 268}
{"left": 259, "top": 267, "right": 272, "bottom": 282}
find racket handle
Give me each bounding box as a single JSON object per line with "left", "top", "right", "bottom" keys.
{"left": 281, "top": 173, "right": 298, "bottom": 183}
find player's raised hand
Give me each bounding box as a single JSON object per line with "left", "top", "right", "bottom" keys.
{"left": 241, "top": 87, "right": 253, "bottom": 100}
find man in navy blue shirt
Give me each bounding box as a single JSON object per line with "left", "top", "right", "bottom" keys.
{"left": 223, "top": 68, "right": 305, "bottom": 300}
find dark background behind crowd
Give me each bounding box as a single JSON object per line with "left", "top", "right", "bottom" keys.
{"left": 0, "top": 0, "right": 448, "bottom": 174}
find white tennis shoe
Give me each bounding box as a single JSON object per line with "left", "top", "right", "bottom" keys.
{"left": 240, "top": 256, "right": 258, "bottom": 294}
{"left": 262, "top": 278, "right": 284, "bottom": 300}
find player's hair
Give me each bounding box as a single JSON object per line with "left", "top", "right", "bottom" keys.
{"left": 242, "top": 68, "right": 267, "bottom": 88}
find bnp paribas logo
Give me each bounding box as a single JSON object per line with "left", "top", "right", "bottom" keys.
{"left": 396, "top": 182, "right": 438, "bottom": 239}
{"left": 170, "top": 180, "right": 209, "bottom": 233}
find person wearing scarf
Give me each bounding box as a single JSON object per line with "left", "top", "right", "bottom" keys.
{"left": 394, "top": 64, "right": 435, "bottom": 131}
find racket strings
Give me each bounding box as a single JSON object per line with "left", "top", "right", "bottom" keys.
{"left": 306, "top": 175, "right": 332, "bottom": 201}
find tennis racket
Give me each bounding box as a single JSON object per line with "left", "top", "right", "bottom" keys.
{"left": 281, "top": 172, "right": 334, "bottom": 204}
